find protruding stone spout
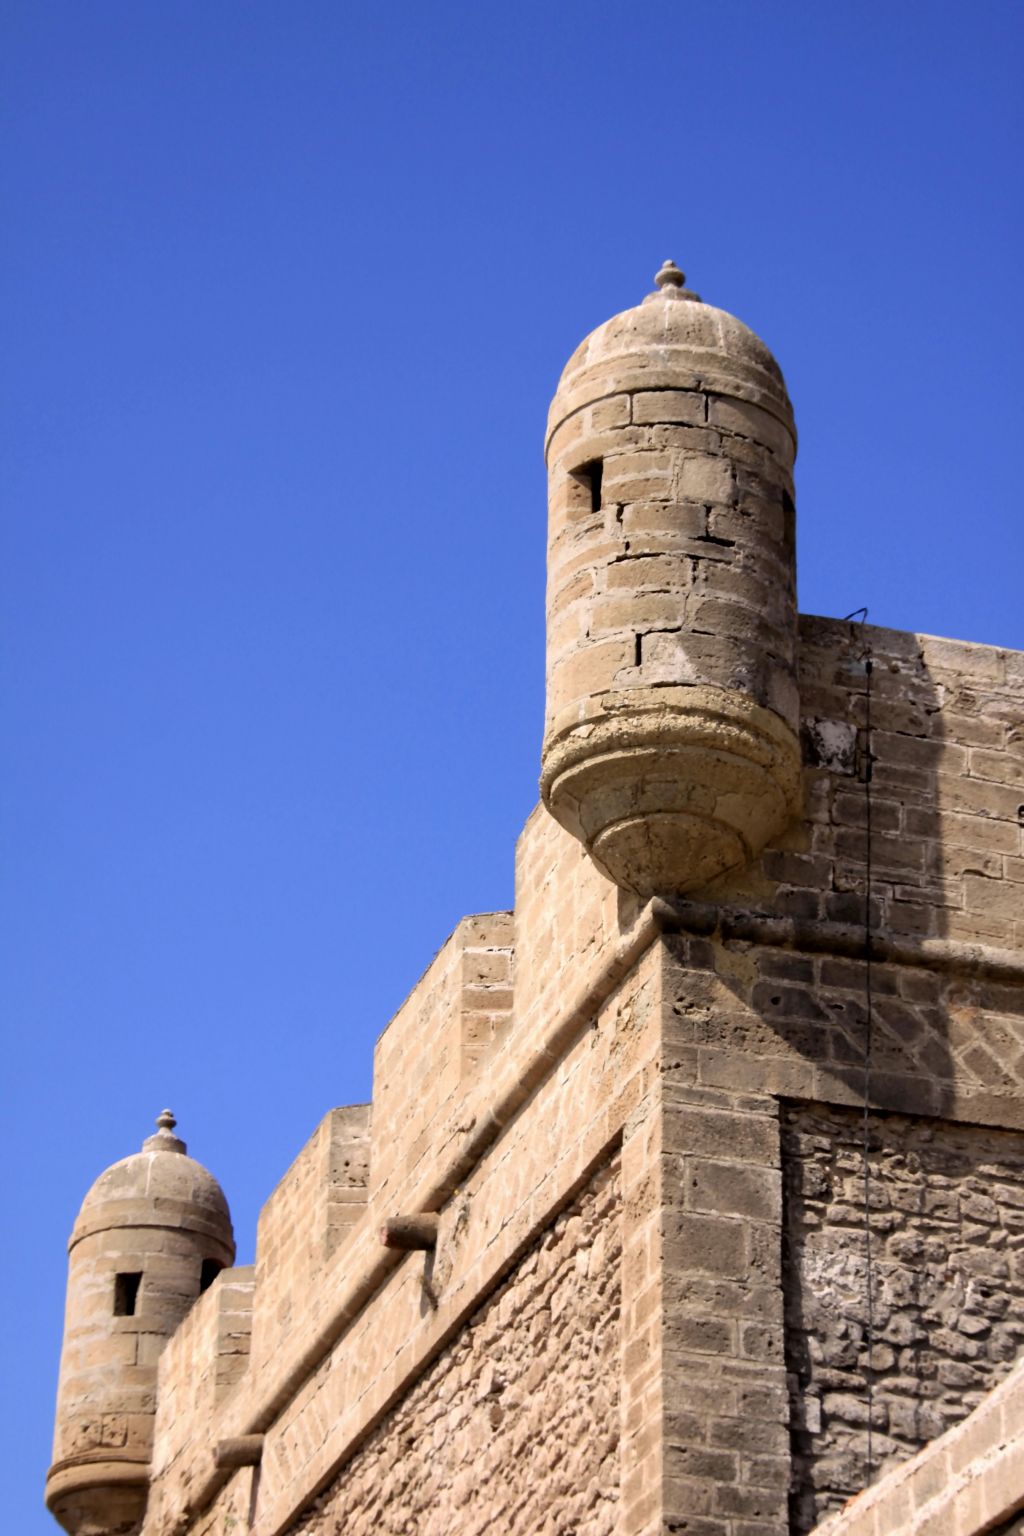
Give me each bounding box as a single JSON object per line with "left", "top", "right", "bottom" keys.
{"left": 214, "top": 1436, "right": 264, "bottom": 1470}
{"left": 380, "top": 1213, "right": 439, "bottom": 1250}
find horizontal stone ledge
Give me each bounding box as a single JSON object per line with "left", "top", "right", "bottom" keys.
{"left": 379, "top": 1214, "right": 439, "bottom": 1251}
{"left": 651, "top": 897, "right": 1024, "bottom": 984}
{"left": 214, "top": 1435, "right": 264, "bottom": 1469}
{"left": 46, "top": 1452, "right": 149, "bottom": 1481}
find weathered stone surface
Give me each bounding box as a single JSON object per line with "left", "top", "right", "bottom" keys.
{"left": 290, "top": 1156, "right": 622, "bottom": 1536}
{"left": 46, "top": 269, "right": 1024, "bottom": 1536}
{"left": 540, "top": 276, "right": 801, "bottom": 896}
{"left": 783, "top": 1102, "right": 1024, "bottom": 1533}
{"left": 46, "top": 1115, "right": 235, "bottom": 1536}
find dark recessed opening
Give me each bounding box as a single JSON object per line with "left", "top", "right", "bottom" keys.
{"left": 781, "top": 488, "right": 796, "bottom": 557}
{"left": 571, "top": 458, "right": 603, "bottom": 513}
{"left": 199, "top": 1258, "right": 222, "bottom": 1294}
{"left": 114, "top": 1271, "right": 142, "bottom": 1316}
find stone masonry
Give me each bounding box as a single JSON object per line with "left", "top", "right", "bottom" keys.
{"left": 784, "top": 1103, "right": 1024, "bottom": 1532}
{"left": 292, "top": 1154, "right": 622, "bottom": 1536}
{"left": 47, "top": 267, "right": 1024, "bottom": 1536}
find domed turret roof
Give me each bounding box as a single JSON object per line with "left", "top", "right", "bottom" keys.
{"left": 70, "top": 1110, "right": 235, "bottom": 1255}
{"left": 547, "top": 260, "right": 794, "bottom": 454}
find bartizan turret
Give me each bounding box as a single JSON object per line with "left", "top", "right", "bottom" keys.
{"left": 46, "top": 1112, "right": 234, "bottom": 1536}
{"left": 540, "top": 261, "right": 802, "bottom": 894}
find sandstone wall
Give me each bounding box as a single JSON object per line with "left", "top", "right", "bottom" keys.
{"left": 249, "top": 1106, "right": 371, "bottom": 1385}
{"left": 369, "top": 911, "right": 515, "bottom": 1212}
{"left": 291, "top": 1154, "right": 621, "bottom": 1536}
{"left": 646, "top": 617, "right": 1024, "bottom": 1534}
{"left": 711, "top": 618, "right": 1023, "bottom": 958}
{"left": 153, "top": 1264, "right": 255, "bottom": 1487}
{"left": 135, "top": 618, "right": 1023, "bottom": 1536}
{"left": 141, "top": 902, "right": 662, "bottom": 1536}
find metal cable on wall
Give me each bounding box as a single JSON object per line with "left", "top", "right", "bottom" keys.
{"left": 846, "top": 609, "right": 876, "bottom": 1481}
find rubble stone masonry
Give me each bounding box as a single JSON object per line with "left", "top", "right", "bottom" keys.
{"left": 292, "top": 1155, "right": 622, "bottom": 1536}
{"left": 783, "top": 1103, "right": 1024, "bottom": 1532}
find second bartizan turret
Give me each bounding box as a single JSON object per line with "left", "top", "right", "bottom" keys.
{"left": 46, "top": 1112, "right": 234, "bottom": 1536}
{"left": 540, "top": 261, "right": 802, "bottom": 895}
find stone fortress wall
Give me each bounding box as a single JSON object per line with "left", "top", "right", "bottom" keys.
{"left": 47, "top": 267, "right": 1024, "bottom": 1536}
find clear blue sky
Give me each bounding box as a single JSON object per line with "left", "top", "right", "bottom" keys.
{"left": 3, "top": 4, "right": 1022, "bottom": 1528}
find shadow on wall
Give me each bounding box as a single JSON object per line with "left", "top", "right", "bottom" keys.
{"left": 644, "top": 615, "right": 1024, "bottom": 1533}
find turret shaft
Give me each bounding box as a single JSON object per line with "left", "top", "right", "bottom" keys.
{"left": 46, "top": 1112, "right": 234, "bottom": 1536}
{"left": 540, "top": 262, "right": 802, "bottom": 894}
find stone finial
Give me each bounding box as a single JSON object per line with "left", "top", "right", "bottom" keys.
{"left": 143, "top": 1109, "right": 187, "bottom": 1155}
{"left": 655, "top": 259, "right": 686, "bottom": 290}
{"left": 645, "top": 258, "right": 701, "bottom": 305}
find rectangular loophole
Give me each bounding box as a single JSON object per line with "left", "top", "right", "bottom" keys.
{"left": 114, "top": 1271, "right": 142, "bottom": 1316}
{"left": 199, "top": 1258, "right": 222, "bottom": 1293}
{"left": 570, "top": 458, "right": 603, "bottom": 514}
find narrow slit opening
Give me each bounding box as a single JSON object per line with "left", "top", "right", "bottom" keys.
{"left": 570, "top": 458, "right": 603, "bottom": 513}
{"left": 199, "top": 1258, "right": 222, "bottom": 1294}
{"left": 114, "top": 1272, "right": 142, "bottom": 1316}
{"left": 782, "top": 488, "right": 796, "bottom": 558}
{"left": 588, "top": 459, "right": 602, "bottom": 511}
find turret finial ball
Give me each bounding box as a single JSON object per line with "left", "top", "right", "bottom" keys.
{"left": 655, "top": 259, "right": 685, "bottom": 289}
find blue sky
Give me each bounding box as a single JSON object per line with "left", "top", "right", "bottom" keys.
{"left": 3, "top": 3, "right": 1022, "bottom": 1529}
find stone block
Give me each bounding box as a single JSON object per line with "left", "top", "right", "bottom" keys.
{"left": 707, "top": 395, "right": 795, "bottom": 459}
{"left": 685, "top": 1158, "right": 782, "bottom": 1222}
{"left": 632, "top": 389, "right": 705, "bottom": 426}
{"left": 663, "top": 1105, "right": 780, "bottom": 1165}
{"left": 677, "top": 454, "right": 735, "bottom": 505}
{"left": 664, "top": 1213, "right": 747, "bottom": 1278}
{"left": 964, "top": 872, "right": 1021, "bottom": 921}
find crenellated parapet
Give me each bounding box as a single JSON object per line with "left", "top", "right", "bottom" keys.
{"left": 246, "top": 1106, "right": 370, "bottom": 1383}
{"left": 149, "top": 1266, "right": 255, "bottom": 1496}
{"left": 136, "top": 807, "right": 636, "bottom": 1536}
{"left": 368, "top": 911, "right": 515, "bottom": 1211}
